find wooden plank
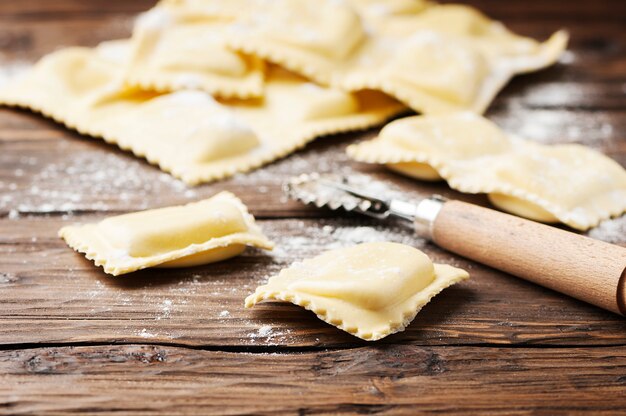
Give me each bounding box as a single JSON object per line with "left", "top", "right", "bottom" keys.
{"left": 1, "top": 344, "right": 626, "bottom": 414}
{"left": 0, "top": 17, "right": 134, "bottom": 62}
{"left": 1, "top": 215, "right": 625, "bottom": 348}
{"left": 2, "top": 0, "right": 625, "bottom": 20}
{"left": 0, "top": 0, "right": 155, "bottom": 18}
{"left": 438, "top": 0, "right": 626, "bottom": 22}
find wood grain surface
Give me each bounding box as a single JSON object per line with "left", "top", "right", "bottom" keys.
{"left": 1, "top": 0, "right": 625, "bottom": 414}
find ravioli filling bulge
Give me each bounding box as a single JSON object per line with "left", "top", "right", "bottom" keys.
{"left": 98, "top": 198, "right": 249, "bottom": 258}
{"left": 246, "top": 242, "right": 469, "bottom": 340}
{"left": 255, "top": 0, "right": 366, "bottom": 59}
{"left": 387, "top": 31, "right": 488, "bottom": 106}
{"left": 287, "top": 243, "right": 435, "bottom": 311}
{"left": 58, "top": 192, "right": 273, "bottom": 275}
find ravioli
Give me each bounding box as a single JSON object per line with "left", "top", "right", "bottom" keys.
{"left": 59, "top": 192, "right": 273, "bottom": 276}
{"left": 225, "top": 0, "right": 567, "bottom": 114}
{"left": 117, "top": 3, "right": 265, "bottom": 98}
{"left": 347, "top": 113, "right": 626, "bottom": 230}
{"left": 0, "top": 47, "right": 404, "bottom": 185}
{"left": 245, "top": 242, "right": 469, "bottom": 341}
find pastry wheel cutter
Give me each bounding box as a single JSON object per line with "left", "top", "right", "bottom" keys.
{"left": 284, "top": 172, "right": 626, "bottom": 316}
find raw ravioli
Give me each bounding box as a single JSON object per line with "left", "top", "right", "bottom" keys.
{"left": 347, "top": 113, "right": 626, "bottom": 230}
{"left": 246, "top": 242, "right": 469, "bottom": 341}
{"left": 59, "top": 192, "right": 273, "bottom": 275}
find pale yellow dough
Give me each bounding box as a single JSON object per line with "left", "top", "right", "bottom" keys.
{"left": 59, "top": 192, "right": 273, "bottom": 276}
{"left": 347, "top": 113, "right": 626, "bottom": 230}
{"left": 114, "top": 2, "right": 265, "bottom": 98}
{"left": 245, "top": 242, "right": 469, "bottom": 341}
{"left": 225, "top": 0, "right": 568, "bottom": 114}
{"left": 0, "top": 47, "right": 404, "bottom": 185}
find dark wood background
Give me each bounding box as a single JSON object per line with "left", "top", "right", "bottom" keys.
{"left": 1, "top": 1, "right": 625, "bottom": 414}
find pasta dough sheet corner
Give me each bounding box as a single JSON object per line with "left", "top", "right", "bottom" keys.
{"left": 0, "top": 47, "right": 405, "bottom": 185}
{"left": 59, "top": 191, "right": 274, "bottom": 276}
{"left": 245, "top": 242, "right": 469, "bottom": 341}
{"left": 347, "top": 113, "right": 626, "bottom": 230}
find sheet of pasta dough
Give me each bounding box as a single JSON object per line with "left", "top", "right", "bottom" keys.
{"left": 0, "top": 47, "right": 405, "bottom": 185}
{"left": 246, "top": 242, "right": 469, "bottom": 341}
{"left": 224, "top": 0, "right": 568, "bottom": 114}
{"left": 347, "top": 113, "right": 626, "bottom": 230}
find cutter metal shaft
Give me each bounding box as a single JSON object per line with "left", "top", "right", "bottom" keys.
{"left": 284, "top": 173, "right": 445, "bottom": 239}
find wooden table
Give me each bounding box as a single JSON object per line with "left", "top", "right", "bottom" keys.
{"left": 1, "top": 1, "right": 625, "bottom": 414}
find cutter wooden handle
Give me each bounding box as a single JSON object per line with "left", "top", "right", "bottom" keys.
{"left": 429, "top": 200, "right": 626, "bottom": 315}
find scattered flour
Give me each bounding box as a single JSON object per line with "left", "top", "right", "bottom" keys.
{"left": 257, "top": 325, "right": 273, "bottom": 337}
{"left": 0, "top": 59, "right": 31, "bottom": 88}
{"left": 558, "top": 50, "right": 576, "bottom": 65}
{"left": 324, "top": 223, "right": 423, "bottom": 249}
{"left": 247, "top": 324, "right": 291, "bottom": 344}
{"left": 587, "top": 217, "right": 626, "bottom": 245}
{"left": 157, "top": 299, "right": 173, "bottom": 320}
{"left": 492, "top": 110, "right": 616, "bottom": 146}
{"left": 331, "top": 226, "right": 385, "bottom": 244}
{"left": 138, "top": 328, "right": 156, "bottom": 338}
{"left": 0, "top": 150, "right": 192, "bottom": 215}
